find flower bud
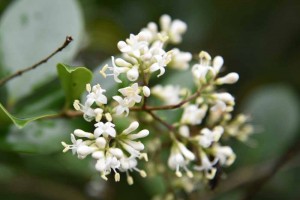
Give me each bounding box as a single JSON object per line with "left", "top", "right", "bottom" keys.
{"left": 179, "top": 126, "right": 190, "bottom": 137}
{"left": 74, "top": 129, "right": 94, "bottom": 139}
{"left": 123, "top": 121, "right": 139, "bottom": 134}
{"left": 213, "top": 56, "right": 224, "bottom": 73}
{"left": 126, "top": 66, "right": 139, "bottom": 81}
{"left": 115, "top": 58, "right": 132, "bottom": 68}
{"left": 216, "top": 72, "right": 239, "bottom": 85}
{"left": 96, "top": 137, "right": 107, "bottom": 149}
{"left": 142, "top": 86, "right": 151, "bottom": 97}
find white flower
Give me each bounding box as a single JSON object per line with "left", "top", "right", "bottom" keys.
{"left": 118, "top": 121, "right": 149, "bottom": 157}
{"left": 194, "top": 151, "right": 218, "bottom": 179}
{"left": 168, "top": 142, "right": 194, "bottom": 177}
{"left": 212, "top": 145, "right": 236, "bottom": 166}
{"left": 151, "top": 85, "right": 182, "bottom": 105}
{"left": 118, "top": 83, "right": 142, "bottom": 105}
{"left": 169, "top": 48, "right": 192, "bottom": 70}
{"left": 142, "top": 86, "right": 151, "bottom": 97}
{"left": 100, "top": 57, "right": 129, "bottom": 83}
{"left": 117, "top": 33, "right": 148, "bottom": 58}
{"left": 149, "top": 50, "right": 172, "bottom": 77}
{"left": 86, "top": 84, "right": 107, "bottom": 106}
{"left": 113, "top": 96, "right": 131, "bottom": 116}
{"left": 73, "top": 129, "right": 94, "bottom": 139}
{"left": 196, "top": 126, "right": 224, "bottom": 148}
{"left": 159, "top": 14, "right": 187, "bottom": 44}
{"left": 181, "top": 104, "right": 208, "bottom": 125}
{"left": 213, "top": 92, "right": 235, "bottom": 105}
{"left": 192, "top": 51, "right": 225, "bottom": 85}
{"left": 208, "top": 100, "right": 228, "bottom": 124}
{"left": 212, "top": 56, "right": 224, "bottom": 73}
{"left": 216, "top": 72, "right": 239, "bottom": 85}
{"left": 94, "top": 122, "right": 116, "bottom": 138}
{"left": 178, "top": 125, "right": 190, "bottom": 138}
{"left": 126, "top": 65, "right": 139, "bottom": 81}
{"left": 73, "top": 100, "right": 97, "bottom": 122}
{"left": 119, "top": 156, "right": 147, "bottom": 185}
{"left": 95, "top": 154, "right": 121, "bottom": 179}
{"left": 61, "top": 134, "right": 94, "bottom": 159}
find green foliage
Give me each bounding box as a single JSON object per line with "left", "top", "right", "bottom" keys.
{"left": 0, "top": 103, "right": 55, "bottom": 129}
{"left": 57, "top": 63, "right": 93, "bottom": 108}
{"left": 236, "top": 84, "right": 300, "bottom": 165}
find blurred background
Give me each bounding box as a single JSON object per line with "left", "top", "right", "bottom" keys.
{"left": 0, "top": 0, "right": 299, "bottom": 199}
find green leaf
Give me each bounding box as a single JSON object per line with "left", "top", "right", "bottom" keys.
{"left": 0, "top": 0, "right": 84, "bottom": 102}
{"left": 57, "top": 63, "right": 93, "bottom": 107}
{"left": 0, "top": 103, "right": 55, "bottom": 129}
{"left": 235, "top": 84, "right": 300, "bottom": 165}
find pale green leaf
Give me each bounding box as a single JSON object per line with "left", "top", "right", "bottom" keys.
{"left": 57, "top": 63, "right": 93, "bottom": 107}
{"left": 0, "top": 103, "right": 55, "bottom": 129}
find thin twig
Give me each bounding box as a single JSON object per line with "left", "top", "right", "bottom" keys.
{"left": 43, "top": 110, "right": 82, "bottom": 120}
{"left": 131, "top": 87, "right": 205, "bottom": 112}
{"left": 147, "top": 110, "right": 175, "bottom": 131}
{"left": 0, "top": 36, "right": 73, "bottom": 87}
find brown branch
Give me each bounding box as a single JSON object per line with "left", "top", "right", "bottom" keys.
{"left": 131, "top": 87, "right": 205, "bottom": 112}
{"left": 147, "top": 110, "right": 175, "bottom": 131}
{"left": 44, "top": 110, "right": 82, "bottom": 120}
{"left": 0, "top": 36, "right": 73, "bottom": 87}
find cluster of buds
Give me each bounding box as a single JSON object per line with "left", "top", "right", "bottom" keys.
{"left": 62, "top": 14, "right": 253, "bottom": 194}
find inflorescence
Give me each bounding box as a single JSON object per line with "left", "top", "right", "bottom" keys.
{"left": 62, "top": 14, "right": 253, "bottom": 190}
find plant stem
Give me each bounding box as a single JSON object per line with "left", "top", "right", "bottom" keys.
{"left": 0, "top": 36, "right": 73, "bottom": 87}
{"left": 131, "top": 87, "right": 205, "bottom": 112}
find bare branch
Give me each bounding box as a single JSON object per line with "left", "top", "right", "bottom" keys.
{"left": 147, "top": 110, "right": 175, "bottom": 131}
{"left": 0, "top": 36, "right": 73, "bottom": 87}
{"left": 131, "top": 86, "right": 207, "bottom": 112}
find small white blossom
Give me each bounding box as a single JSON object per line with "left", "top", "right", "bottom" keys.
{"left": 126, "top": 66, "right": 139, "bottom": 81}
{"left": 212, "top": 56, "right": 224, "bottom": 73}
{"left": 62, "top": 134, "right": 94, "bottom": 159}
{"left": 118, "top": 83, "right": 142, "bottom": 105}
{"left": 196, "top": 126, "right": 224, "bottom": 148}
{"left": 142, "top": 86, "right": 151, "bottom": 97}
{"left": 212, "top": 145, "right": 236, "bottom": 166}
{"left": 94, "top": 122, "right": 116, "bottom": 138}
{"left": 181, "top": 104, "right": 208, "bottom": 125}
{"left": 159, "top": 14, "right": 187, "bottom": 44}
{"left": 169, "top": 48, "right": 192, "bottom": 70}
{"left": 86, "top": 84, "right": 107, "bottom": 106}
{"left": 100, "top": 57, "right": 129, "bottom": 83}
{"left": 73, "top": 100, "right": 97, "bottom": 122}
{"left": 213, "top": 92, "right": 235, "bottom": 105}
{"left": 117, "top": 33, "right": 148, "bottom": 58}
{"left": 168, "top": 142, "right": 194, "bottom": 177}
{"left": 113, "top": 96, "right": 131, "bottom": 116}
{"left": 151, "top": 85, "right": 182, "bottom": 105}
{"left": 178, "top": 125, "right": 190, "bottom": 138}
{"left": 216, "top": 72, "right": 239, "bottom": 85}
{"left": 194, "top": 151, "right": 218, "bottom": 179}
{"left": 149, "top": 50, "right": 172, "bottom": 77}
{"left": 209, "top": 100, "right": 227, "bottom": 123}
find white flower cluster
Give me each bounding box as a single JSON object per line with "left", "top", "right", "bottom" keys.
{"left": 62, "top": 14, "right": 253, "bottom": 191}
{"left": 165, "top": 51, "right": 248, "bottom": 180}
{"left": 63, "top": 83, "right": 149, "bottom": 184}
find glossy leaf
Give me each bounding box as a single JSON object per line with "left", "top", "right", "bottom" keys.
{"left": 57, "top": 63, "right": 93, "bottom": 107}
{"left": 0, "top": 103, "right": 55, "bottom": 129}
